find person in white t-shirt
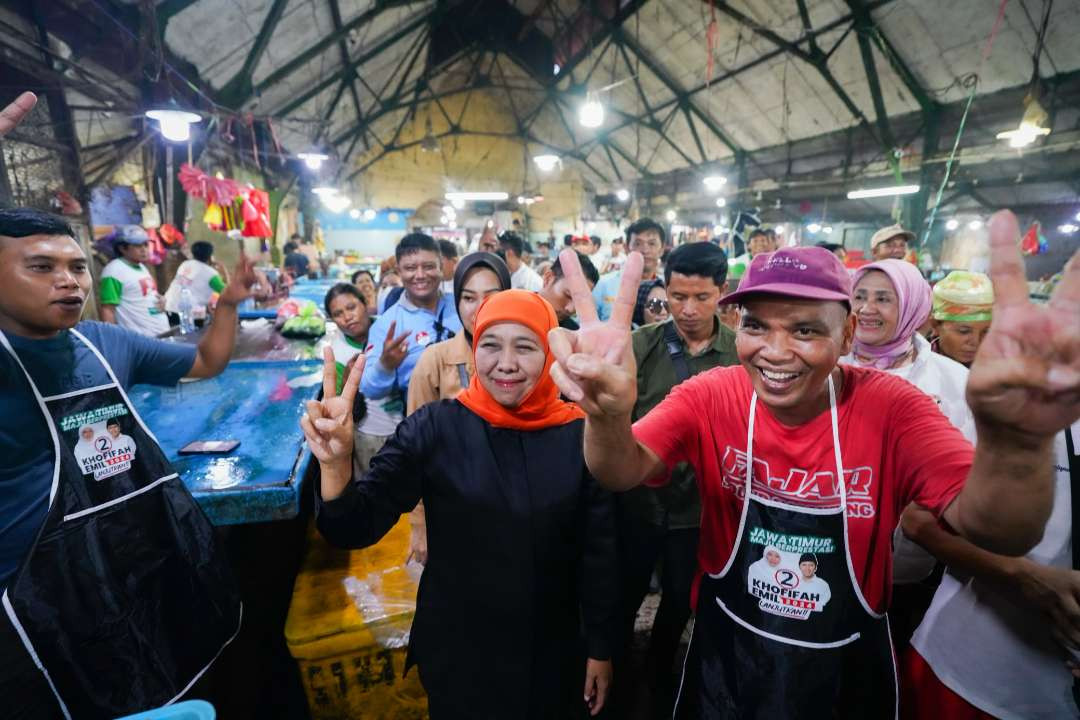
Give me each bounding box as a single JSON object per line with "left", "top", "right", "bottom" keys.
{"left": 99, "top": 225, "right": 169, "bottom": 336}
{"left": 164, "top": 241, "right": 226, "bottom": 318}
{"left": 499, "top": 232, "right": 543, "bottom": 292}
{"left": 797, "top": 553, "right": 831, "bottom": 612}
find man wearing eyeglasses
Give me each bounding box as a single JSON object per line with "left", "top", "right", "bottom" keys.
{"left": 612, "top": 241, "right": 738, "bottom": 718}
{"left": 592, "top": 218, "right": 665, "bottom": 321}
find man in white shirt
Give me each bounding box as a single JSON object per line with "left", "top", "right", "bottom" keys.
{"left": 499, "top": 232, "right": 543, "bottom": 292}
{"left": 98, "top": 226, "right": 169, "bottom": 336}
{"left": 164, "top": 241, "right": 226, "bottom": 319}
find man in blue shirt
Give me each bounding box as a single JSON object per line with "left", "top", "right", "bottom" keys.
{"left": 0, "top": 208, "right": 253, "bottom": 590}
{"left": 360, "top": 234, "right": 461, "bottom": 452}
{"left": 592, "top": 218, "right": 665, "bottom": 321}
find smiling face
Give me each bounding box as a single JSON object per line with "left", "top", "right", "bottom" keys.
{"left": 329, "top": 292, "right": 370, "bottom": 340}
{"left": 107, "top": 422, "right": 120, "bottom": 438}
{"left": 800, "top": 560, "right": 817, "bottom": 579}
{"left": 458, "top": 267, "right": 503, "bottom": 335}
{"left": 397, "top": 249, "right": 442, "bottom": 305}
{"left": 80, "top": 426, "right": 94, "bottom": 442}
{"left": 873, "top": 235, "right": 908, "bottom": 260}
{"left": 0, "top": 233, "right": 90, "bottom": 338}
{"left": 353, "top": 272, "right": 377, "bottom": 306}
{"left": 766, "top": 549, "right": 781, "bottom": 567}
{"left": 748, "top": 233, "right": 777, "bottom": 257}
{"left": 852, "top": 271, "right": 899, "bottom": 347}
{"left": 737, "top": 296, "right": 854, "bottom": 425}
{"left": 474, "top": 322, "right": 547, "bottom": 408}
{"left": 932, "top": 319, "right": 991, "bottom": 366}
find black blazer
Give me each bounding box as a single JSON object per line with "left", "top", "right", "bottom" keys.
{"left": 315, "top": 400, "right": 618, "bottom": 719}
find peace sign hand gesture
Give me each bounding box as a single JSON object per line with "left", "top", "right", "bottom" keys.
{"left": 301, "top": 346, "right": 364, "bottom": 500}
{"left": 549, "top": 249, "right": 645, "bottom": 418}
{"left": 966, "top": 210, "right": 1080, "bottom": 439}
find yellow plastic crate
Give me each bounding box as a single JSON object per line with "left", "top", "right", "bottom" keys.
{"left": 285, "top": 517, "right": 428, "bottom": 719}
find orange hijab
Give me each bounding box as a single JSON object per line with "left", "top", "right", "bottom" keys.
{"left": 456, "top": 290, "right": 585, "bottom": 431}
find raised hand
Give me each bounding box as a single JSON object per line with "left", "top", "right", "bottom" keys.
{"left": 0, "top": 92, "right": 36, "bottom": 137}
{"left": 302, "top": 347, "right": 364, "bottom": 499}
{"left": 966, "top": 210, "right": 1080, "bottom": 438}
{"left": 548, "top": 249, "right": 643, "bottom": 418}
{"left": 379, "top": 320, "right": 411, "bottom": 370}
{"left": 217, "top": 254, "right": 257, "bottom": 307}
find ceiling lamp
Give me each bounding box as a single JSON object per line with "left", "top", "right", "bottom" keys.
{"left": 806, "top": 222, "right": 822, "bottom": 233}
{"left": 968, "top": 219, "right": 983, "bottom": 231}
{"left": 715, "top": 197, "right": 727, "bottom": 208}
{"left": 945, "top": 218, "right": 959, "bottom": 231}
{"left": 420, "top": 117, "right": 440, "bottom": 153}
{"left": 450, "top": 197, "right": 465, "bottom": 210}
{"left": 822, "top": 225, "right": 834, "bottom": 234}
{"left": 439, "top": 215, "right": 448, "bottom": 224}
{"left": 297, "top": 150, "right": 329, "bottom": 170}
{"left": 996, "top": 94, "right": 1050, "bottom": 148}
{"left": 774, "top": 224, "right": 786, "bottom": 234}
{"left": 578, "top": 93, "right": 604, "bottom": 128}
{"left": 312, "top": 186, "right": 339, "bottom": 197}
{"left": 615, "top": 188, "right": 630, "bottom": 202}
{"left": 533, "top": 154, "right": 560, "bottom": 172}
{"left": 846, "top": 184, "right": 920, "bottom": 200}
{"left": 703, "top": 175, "right": 727, "bottom": 192}
{"left": 1075, "top": 211, "right": 1080, "bottom": 222}
{"left": 448, "top": 219, "right": 458, "bottom": 229}
{"left": 1059, "top": 223, "right": 1078, "bottom": 234}
{"left": 322, "top": 194, "right": 351, "bottom": 213}
{"left": 553, "top": 63, "right": 561, "bottom": 76}
{"left": 363, "top": 208, "right": 377, "bottom": 221}
{"left": 349, "top": 209, "right": 360, "bottom": 219}
{"left": 445, "top": 191, "right": 509, "bottom": 201}
{"left": 665, "top": 209, "right": 677, "bottom": 222}
{"left": 145, "top": 103, "right": 201, "bottom": 142}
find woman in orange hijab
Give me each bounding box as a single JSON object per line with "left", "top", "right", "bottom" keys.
{"left": 302, "top": 290, "right": 617, "bottom": 719}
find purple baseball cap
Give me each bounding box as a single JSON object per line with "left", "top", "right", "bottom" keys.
{"left": 720, "top": 246, "right": 852, "bottom": 306}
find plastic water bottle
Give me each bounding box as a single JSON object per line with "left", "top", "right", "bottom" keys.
{"left": 178, "top": 287, "right": 195, "bottom": 335}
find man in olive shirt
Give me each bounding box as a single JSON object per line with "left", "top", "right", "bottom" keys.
{"left": 615, "top": 241, "right": 736, "bottom": 716}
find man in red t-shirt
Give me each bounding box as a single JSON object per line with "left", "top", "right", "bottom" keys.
{"left": 548, "top": 209, "right": 1079, "bottom": 720}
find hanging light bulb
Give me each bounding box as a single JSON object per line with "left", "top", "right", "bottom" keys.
{"left": 578, "top": 93, "right": 604, "bottom": 128}
{"left": 349, "top": 209, "right": 360, "bottom": 219}
{"left": 806, "top": 223, "right": 822, "bottom": 233}
{"left": 297, "top": 151, "right": 329, "bottom": 170}
{"left": 996, "top": 93, "right": 1050, "bottom": 148}
{"left": 615, "top": 188, "right": 630, "bottom": 202}
{"left": 1058, "top": 223, "right": 1078, "bottom": 234}
{"left": 533, "top": 154, "right": 560, "bottom": 172}
{"left": 451, "top": 198, "right": 465, "bottom": 210}
{"left": 715, "top": 197, "right": 727, "bottom": 208}
{"left": 945, "top": 218, "right": 960, "bottom": 231}
{"left": 448, "top": 219, "right": 457, "bottom": 229}
{"left": 322, "top": 194, "right": 352, "bottom": 213}
{"left": 703, "top": 175, "right": 727, "bottom": 192}
{"left": 145, "top": 103, "right": 201, "bottom": 143}
{"left": 774, "top": 225, "right": 786, "bottom": 235}
{"left": 665, "top": 209, "right": 677, "bottom": 222}
{"left": 968, "top": 219, "right": 983, "bottom": 231}
{"left": 822, "top": 226, "right": 834, "bottom": 234}
{"left": 363, "top": 208, "right": 376, "bottom": 221}
{"left": 312, "top": 186, "right": 339, "bottom": 197}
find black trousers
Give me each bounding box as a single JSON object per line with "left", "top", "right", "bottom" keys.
{"left": 614, "top": 513, "right": 700, "bottom": 717}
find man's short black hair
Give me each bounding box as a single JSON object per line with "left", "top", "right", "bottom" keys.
{"left": 664, "top": 242, "right": 728, "bottom": 288}
{"left": 498, "top": 231, "right": 524, "bottom": 257}
{"left": 799, "top": 553, "right": 817, "bottom": 566}
{"left": 283, "top": 241, "right": 298, "bottom": 254}
{"left": 290, "top": 233, "right": 302, "bottom": 241}
{"left": 747, "top": 228, "right": 769, "bottom": 241}
{"left": 612, "top": 236, "right": 625, "bottom": 245}
{"left": 550, "top": 251, "right": 599, "bottom": 286}
{"left": 438, "top": 239, "right": 458, "bottom": 260}
{"left": 0, "top": 207, "right": 75, "bottom": 242}
{"left": 563, "top": 234, "right": 574, "bottom": 247}
{"left": 589, "top": 235, "right": 601, "bottom": 248}
{"left": 191, "top": 241, "right": 214, "bottom": 263}
{"left": 395, "top": 232, "right": 438, "bottom": 261}
{"left": 625, "top": 217, "right": 666, "bottom": 245}
{"left": 106, "top": 418, "right": 121, "bottom": 429}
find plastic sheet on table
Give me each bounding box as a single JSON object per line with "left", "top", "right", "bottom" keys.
{"left": 342, "top": 561, "right": 422, "bottom": 649}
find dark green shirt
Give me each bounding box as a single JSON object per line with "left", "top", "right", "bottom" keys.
{"left": 625, "top": 316, "right": 738, "bottom": 529}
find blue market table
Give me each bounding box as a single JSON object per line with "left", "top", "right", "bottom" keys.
{"left": 129, "top": 358, "right": 324, "bottom": 525}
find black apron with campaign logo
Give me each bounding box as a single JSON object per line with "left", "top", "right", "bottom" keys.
{"left": 0, "top": 329, "right": 241, "bottom": 719}
{"left": 675, "top": 376, "right": 896, "bottom": 720}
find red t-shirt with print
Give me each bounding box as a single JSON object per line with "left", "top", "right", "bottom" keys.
{"left": 632, "top": 364, "right": 973, "bottom": 612}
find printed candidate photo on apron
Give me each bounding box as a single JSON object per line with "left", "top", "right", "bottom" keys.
{"left": 0, "top": 329, "right": 241, "bottom": 720}
{"left": 675, "top": 376, "right": 897, "bottom": 720}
